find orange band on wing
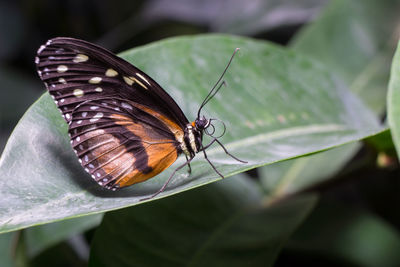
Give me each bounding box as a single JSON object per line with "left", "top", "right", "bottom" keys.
{"left": 116, "top": 142, "right": 178, "bottom": 187}
{"left": 131, "top": 102, "right": 185, "bottom": 143}
{"left": 109, "top": 113, "right": 179, "bottom": 187}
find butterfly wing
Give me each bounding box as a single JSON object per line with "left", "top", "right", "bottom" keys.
{"left": 68, "top": 98, "right": 181, "bottom": 189}
{"left": 35, "top": 37, "right": 188, "bottom": 127}
{"left": 35, "top": 38, "right": 188, "bottom": 189}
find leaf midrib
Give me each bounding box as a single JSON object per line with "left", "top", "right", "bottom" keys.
{"left": 207, "top": 123, "right": 350, "bottom": 155}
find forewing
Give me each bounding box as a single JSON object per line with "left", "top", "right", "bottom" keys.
{"left": 35, "top": 37, "right": 189, "bottom": 127}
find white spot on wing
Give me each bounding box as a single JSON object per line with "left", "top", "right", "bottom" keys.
{"left": 89, "top": 77, "right": 102, "bottom": 84}
{"left": 136, "top": 73, "right": 151, "bottom": 85}
{"left": 73, "top": 89, "right": 84, "bottom": 97}
{"left": 90, "top": 112, "right": 103, "bottom": 123}
{"left": 132, "top": 77, "right": 148, "bottom": 90}
{"left": 105, "top": 68, "right": 118, "bottom": 77}
{"left": 95, "top": 87, "right": 103, "bottom": 92}
{"left": 57, "top": 65, "right": 68, "bottom": 73}
{"left": 121, "top": 102, "right": 133, "bottom": 110}
{"left": 123, "top": 76, "right": 134, "bottom": 85}
{"left": 59, "top": 78, "right": 67, "bottom": 84}
{"left": 73, "top": 54, "right": 89, "bottom": 63}
{"left": 37, "top": 45, "right": 46, "bottom": 54}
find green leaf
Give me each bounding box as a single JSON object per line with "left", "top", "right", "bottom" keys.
{"left": 259, "top": 0, "right": 399, "bottom": 197}
{"left": 388, "top": 41, "right": 400, "bottom": 158}
{"left": 291, "top": 0, "right": 399, "bottom": 114}
{"left": 25, "top": 214, "right": 102, "bottom": 258}
{"left": 89, "top": 175, "right": 317, "bottom": 267}
{"left": 0, "top": 233, "right": 16, "bottom": 267}
{"left": 365, "top": 129, "right": 396, "bottom": 154}
{"left": 260, "top": 143, "right": 360, "bottom": 198}
{"left": 0, "top": 34, "right": 382, "bottom": 233}
{"left": 286, "top": 199, "right": 400, "bottom": 267}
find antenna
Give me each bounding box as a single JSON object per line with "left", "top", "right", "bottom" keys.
{"left": 197, "top": 48, "right": 240, "bottom": 119}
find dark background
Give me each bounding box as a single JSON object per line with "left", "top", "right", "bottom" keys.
{"left": 1, "top": 1, "right": 400, "bottom": 266}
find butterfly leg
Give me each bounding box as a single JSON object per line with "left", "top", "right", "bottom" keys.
{"left": 213, "top": 138, "right": 247, "bottom": 163}
{"left": 200, "top": 138, "right": 217, "bottom": 150}
{"left": 140, "top": 157, "right": 194, "bottom": 201}
{"left": 201, "top": 146, "right": 225, "bottom": 179}
{"left": 185, "top": 154, "right": 192, "bottom": 174}
{"left": 201, "top": 138, "right": 247, "bottom": 163}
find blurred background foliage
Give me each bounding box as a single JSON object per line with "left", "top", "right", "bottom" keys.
{"left": 1, "top": 0, "right": 400, "bottom": 266}
{"left": 0, "top": 0, "right": 330, "bottom": 152}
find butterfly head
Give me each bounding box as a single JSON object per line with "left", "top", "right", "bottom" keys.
{"left": 194, "top": 116, "right": 210, "bottom": 131}
{"left": 194, "top": 116, "right": 226, "bottom": 139}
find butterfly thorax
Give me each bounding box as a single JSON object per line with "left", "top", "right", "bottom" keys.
{"left": 181, "top": 124, "right": 202, "bottom": 158}
{"left": 181, "top": 119, "right": 207, "bottom": 158}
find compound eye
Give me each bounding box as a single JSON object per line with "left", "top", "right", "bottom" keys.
{"left": 203, "top": 119, "right": 210, "bottom": 128}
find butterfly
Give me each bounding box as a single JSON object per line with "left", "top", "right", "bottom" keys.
{"left": 35, "top": 37, "right": 245, "bottom": 200}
